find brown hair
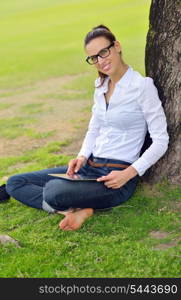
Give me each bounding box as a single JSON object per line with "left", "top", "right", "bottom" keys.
{"left": 84, "top": 25, "right": 116, "bottom": 87}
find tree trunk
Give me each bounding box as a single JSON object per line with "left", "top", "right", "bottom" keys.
{"left": 143, "top": 0, "right": 181, "bottom": 184}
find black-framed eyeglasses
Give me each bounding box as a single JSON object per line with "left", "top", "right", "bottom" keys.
{"left": 86, "top": 42, "right": 115, "bottom": 65}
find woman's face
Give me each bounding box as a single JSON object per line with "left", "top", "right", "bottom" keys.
{"left": 85, "top": 36, "right": 122, "bottom": 76}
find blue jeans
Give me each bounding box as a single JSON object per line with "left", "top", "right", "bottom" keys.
{"left": 6, "top": 155, "right": 139, "bottom": 212}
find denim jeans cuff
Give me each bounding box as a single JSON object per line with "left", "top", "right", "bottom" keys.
{"left": 42, "top": 200, "right": 56, "bottom": 213}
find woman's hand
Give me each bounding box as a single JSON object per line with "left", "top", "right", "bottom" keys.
{"left": 66, "top": 156, "right": 87, "bottom": 178}
{"left": 97, "top": 166, "right": 138, "bottom": 189}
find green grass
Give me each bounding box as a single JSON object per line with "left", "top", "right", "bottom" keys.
{"left": 39, "top": 73, "right": 95, "bottom": 101}
{"left": 25, "top": 128, "right": 56, "bottom": 139}
{"left": 1, "top": 0, "right": 180, "bottom": 278}
{"left": 20, "top": 103, "right": 53, "bottom": 114}
{"left": 40, "top": 91, "right": 88, "bottom": 101}
{"left": 0, "top": 0, "right": 150, "bottom": 89}
{"left": 0, "top": 117, "right": 37, "bottom": 139}
{"left": 0, "top": 181, "right": 180, "bottom": 277}
{"left": 0, "top": 116, "right": 55, "bottom": 139}
{"left": 0, "top": 103, "right": 14, "bottom": 110}
{"left": 0, "top": 141, "right": 71, "bottom": 178}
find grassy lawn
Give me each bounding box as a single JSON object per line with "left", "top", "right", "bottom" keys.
{"left": 0, "top": 0, "right": 149, "bottom": 88}
{"left": 0, "top": 0, "right": 180, "bottom": 278}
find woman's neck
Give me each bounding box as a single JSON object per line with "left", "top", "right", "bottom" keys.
{"left": 109, "top": 63, "right": 129, "bottom": 86}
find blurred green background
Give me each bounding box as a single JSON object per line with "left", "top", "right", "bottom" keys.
{"left": 0, "top": 0, "right": 150, "bottom": 89}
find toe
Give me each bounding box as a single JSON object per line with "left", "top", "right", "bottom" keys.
{"left": 63, "top": 226, "right": 72, "bottom": 231}
{"left": 59, "top": 217, "right": 69, "bottom": 229}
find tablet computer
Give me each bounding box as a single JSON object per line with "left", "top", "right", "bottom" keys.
{"left": 48, "top": 174, "right": 97, "bottom": 181}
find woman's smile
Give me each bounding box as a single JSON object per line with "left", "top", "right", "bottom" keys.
{"left": 101, "top": 62, "right": 111, "bottom": 72}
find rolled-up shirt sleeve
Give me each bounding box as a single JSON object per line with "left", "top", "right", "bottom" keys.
{"left": 131, "top": 77, "right": 169, "bottom": 176}
{"left": 77, "top": 101, "right": 100, "bottom": 159}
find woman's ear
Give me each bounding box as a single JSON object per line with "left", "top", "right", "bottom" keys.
{"left": 114, "top": 40, "right": 122, "bottom": 53}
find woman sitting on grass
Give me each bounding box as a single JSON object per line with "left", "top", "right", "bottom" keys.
{"left": 0, "top": 25, "right": 169, "bottom": 231}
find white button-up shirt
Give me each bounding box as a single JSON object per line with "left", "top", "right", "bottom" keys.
{"left": 78, "top": 66, "right": 169, "bottom": 176}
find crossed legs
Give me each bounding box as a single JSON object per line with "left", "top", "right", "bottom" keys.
{"left": 6, "top": 166, "right": 138, "bottom": 231}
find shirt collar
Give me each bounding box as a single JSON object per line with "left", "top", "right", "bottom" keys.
{"left": 96, "top": 65, "right": 133, "bottom": 96}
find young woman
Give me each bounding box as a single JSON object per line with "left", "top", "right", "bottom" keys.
{"left": 0, "top": 25, "right": 169, "bottom": 231}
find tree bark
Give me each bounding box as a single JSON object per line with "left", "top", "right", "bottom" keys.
{"left": 143, "top": 0, "right": 181, "bottom": 184}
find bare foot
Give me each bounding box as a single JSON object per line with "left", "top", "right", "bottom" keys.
{"left": 59, "top": 208, "right": 93, "bottom": 231}
{"left": 57, "top": 208, "right": 76, "bottom": 216}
